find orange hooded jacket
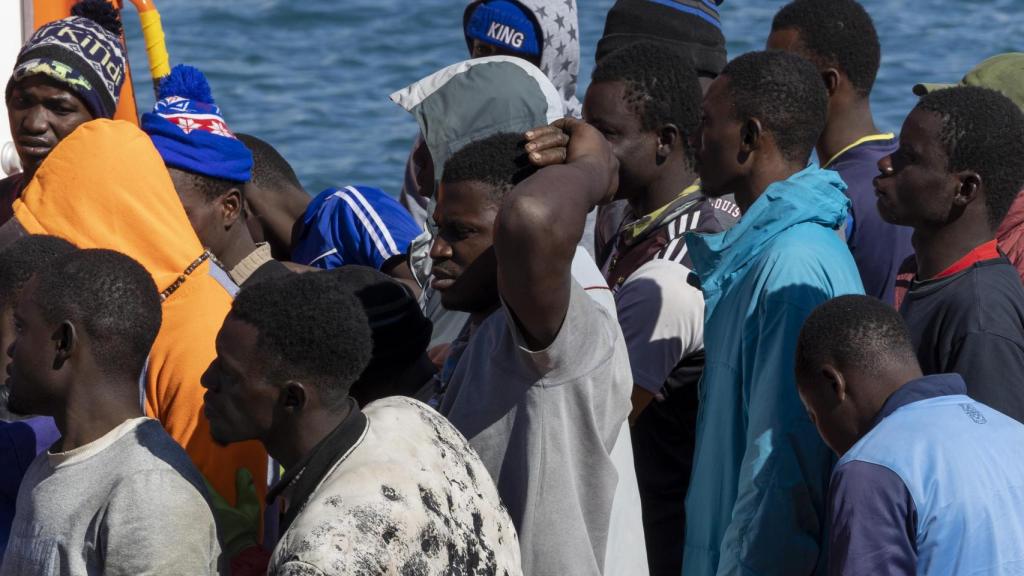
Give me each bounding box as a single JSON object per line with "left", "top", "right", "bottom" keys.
{"left": 12, "top": 119, "right": 267, "bottom": 513}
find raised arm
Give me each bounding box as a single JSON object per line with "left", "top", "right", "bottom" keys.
{"left": 494, "top": 118, "right": 618, "bottom": 350}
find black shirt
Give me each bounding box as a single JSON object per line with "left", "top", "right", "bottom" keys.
{"left": 900, "top": 257, "right": 1024, "bottom": 423}
{"left": 241, "top": 258, "right": 292, "bottom": 288}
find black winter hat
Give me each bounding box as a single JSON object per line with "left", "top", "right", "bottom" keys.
{"left": 596, "top": 0, "right": 727, "bottom": 77}
{"left": 326, "top": 266, "right": 433, "bottom": 400}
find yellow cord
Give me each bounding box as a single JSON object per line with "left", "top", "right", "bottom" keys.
{"left": 138, "top": 10, "right": 171, "bottom": 80}
{"left": 823, "top": 133, "right": 895, "bottom": 168}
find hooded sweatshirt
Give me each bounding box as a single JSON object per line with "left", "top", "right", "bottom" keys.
{"left": 12, "top": 120, "right": 267, "bottom": 521}
{"left": 682, "top": 166, "right": 864, "bottom": 576}
{"left": 398, "top": 0, "right": 584, "bottom": 230}
{"left": 392, "top": 56, "right": 610, "bottom": 347}
{"left": 463, "top": 0, "right": 581, "bottom": 117}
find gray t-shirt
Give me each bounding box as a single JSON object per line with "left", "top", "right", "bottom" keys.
{"left": 439, "top": 281, "right": 641, "bottom": 575}
{"left": 0, "top": 417, "right": 221, "bottom": 576}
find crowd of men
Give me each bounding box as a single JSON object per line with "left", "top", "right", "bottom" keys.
{"left": 0, "top": 0, "right": 1023, "bottom": 574}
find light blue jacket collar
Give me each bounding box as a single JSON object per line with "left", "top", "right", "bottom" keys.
{"left": 686, "top": 165, "right": 850, "bottom": 305}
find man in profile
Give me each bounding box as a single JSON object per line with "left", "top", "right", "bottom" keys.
{"left": 202, "top": 272, "right": 521, "bottom": 574}
{"left": 2, "top": 249, "right": 220, "bottom": 575}
{"left": 874, "top": 86, "right": 1024, "bottom": 423}
{"left": 682, "top": 50, "right": 863, "bottom": 575}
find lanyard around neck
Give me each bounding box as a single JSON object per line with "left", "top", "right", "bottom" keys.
{"left": 823, "top": 133, "right": 895, "bottom": 168}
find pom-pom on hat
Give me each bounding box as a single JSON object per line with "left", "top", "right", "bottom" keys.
{"left": 6, "top": 0, "right": 127, "bottom": 119}
{"left": 141, "top": 64, "right": 253, "bottom": 183}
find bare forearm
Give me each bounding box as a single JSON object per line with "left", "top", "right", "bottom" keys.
{"left": 495, "top": 159, "right": 611, "bottom": 348}
{"left": 499, "top": 161, "right": 605, "bottom": 261}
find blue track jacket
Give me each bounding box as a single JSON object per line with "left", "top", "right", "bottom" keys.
{"left": 682, "top": 166, "right": 864, "bottom": 576}
{"left": 291, "top": 185, "right": 421, "bottom": 271}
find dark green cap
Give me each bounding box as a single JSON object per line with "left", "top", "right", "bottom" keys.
{"left": 913, "top": 52, "right": 1024, "bottom": 112}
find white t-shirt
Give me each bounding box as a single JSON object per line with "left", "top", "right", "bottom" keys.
{"left": 615, "top": 259, "right": 705, "bottom": 394}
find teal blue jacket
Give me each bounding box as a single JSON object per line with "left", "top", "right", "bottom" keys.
{"left": 682, "top": 166, "right": 864, "bottom": 576}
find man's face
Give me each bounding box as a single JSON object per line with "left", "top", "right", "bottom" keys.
{"left": 168, "top": 167, "right": 228, "bottom": 255}
{"left": 795, "top": 363, "right": 860, "bottom": 456}
{"left": 429, "top": 180, "right": 500, "bottom": 312}
{"left": 7, "top": 75, "right": 93, "bottom": 178}
{"left": 201, "top": 315, "right": 280, "bottom": 446}
{"left": 6, "top": 278, "right": 60, "bottom": 416}
{"left": 873, "top": 108, "right": 956, "bottom": 229}
{"left": 695, "top": 76, "right": 745, "bottom": 198}
{"left": 583, "top": 81, "right": 658, "bottom": 204}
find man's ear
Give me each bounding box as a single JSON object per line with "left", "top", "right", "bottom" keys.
{"left": 656, "top": 123, "right": 682, "bottom": 161}
{"left": 822, "top": 363, "right": 848, "bottom": 403}
{"left": 221, "top": 188, "right": 243, "bottom": 228}
{"left": 52, "top": 320, "right": 77, "bottom": 370}
{"left": 740, "top": 117, "right": 763, "bottom": 155}
{"left": 953, "top": 171, "right": 982, "bottom": 208}
{"left": 279, "top": 380, "right": 308, "bottom": 413}
{"left": 821, "top": 68, "right": 841, "bottom": 98}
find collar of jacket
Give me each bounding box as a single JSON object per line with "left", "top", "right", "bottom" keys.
{"left": 266, "top": 397, "right": 368, "bottom": 532}
{"left": 620, "top": 181, "right": 703, "bottom": 246}
{"left": 685, "top": 164, "right": 849, "bottom": 309}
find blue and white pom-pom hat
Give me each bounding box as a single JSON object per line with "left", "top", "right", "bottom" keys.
{"left": 141, "top": 64, "right": 253, "bottom": 183}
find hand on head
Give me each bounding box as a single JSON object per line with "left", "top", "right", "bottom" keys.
{"left": 524, "top": 118, "right": 619, "bottom": 203}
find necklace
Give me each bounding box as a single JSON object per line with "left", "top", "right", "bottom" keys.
{"left": 160, "top": 250, "right": 216, "bottom": 302}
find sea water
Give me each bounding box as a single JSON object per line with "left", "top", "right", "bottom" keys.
{"left": 123, "top": 0, "right": 1024, "bottom": 197}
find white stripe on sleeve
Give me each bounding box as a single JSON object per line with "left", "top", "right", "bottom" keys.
{"left": 308, "top": 247, "right": 339, "bottom": 267}
{"left": 333, "top": 191, "right": 394, "bottom": 260}
{"left": 345, "top": 186, "right": 400, "bottom": 256}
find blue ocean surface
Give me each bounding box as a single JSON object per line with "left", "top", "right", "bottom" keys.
{"left": 122, "top": 0, "right": 1024, "bottom": 197}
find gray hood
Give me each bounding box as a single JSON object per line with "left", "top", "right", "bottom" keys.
{"left": 390, "top": 56, "right": 565, "bottom": 183}
{"left": 464, "top": 0, "right": 581, "bottom": 117}
{"left": 391, "top": 56, "right": 566, "bottom": 288}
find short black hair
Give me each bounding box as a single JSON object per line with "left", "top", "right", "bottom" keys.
{"left": 236, "top": 133, "right": 305, "bottom": 193}
{"left": 172, "top": 167, "right": 243, "bottom": 203}
{"left": 591, "top": 41, "right": 702, "bottom": 165}
{"left": 231, "top": 272, "right": 372, "bottom": 404}
{"left": 796, "top": 295, "right": 918, "bottom": 378}
{"left": 32, "top": 249, "right": 162, "bottom": 378}
{"left": 442, "top": 132, "right": 538, "bottom": 202}
{"left": 772, "top": 0, "right": 881, "bottom": 97}
{"left": 721, "top": 50, "right": 828, "bottom": 164}
{"left": 0, "top": 235, "right": 77, "bottom": 308}
{"left": 916, "top": 86, "right": 1024, "bottom": 230}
